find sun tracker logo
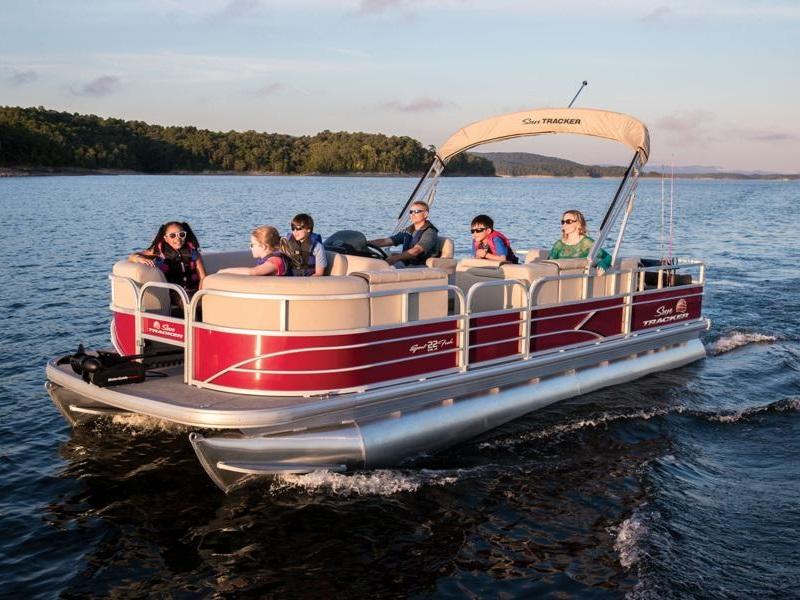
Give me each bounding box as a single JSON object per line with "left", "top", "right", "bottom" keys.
{"left": 522, "top": 117, "right": 581, "bottom": 126}
{"left": 642, "top": 300, "right": 691, "bottom": 327}
{"left": 148, "top": 320, "right": 182, "bottom": 339}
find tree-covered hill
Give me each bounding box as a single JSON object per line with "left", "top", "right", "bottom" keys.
{"left": 0, "top": 106, "right": 494, "bottom": 176}
{"left": 475, "top": 151, "right": 628, "bottom": 178}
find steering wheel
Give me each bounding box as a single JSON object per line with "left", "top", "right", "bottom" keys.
{"left": 365, "top": 243, "right": 388, "bottom": 260}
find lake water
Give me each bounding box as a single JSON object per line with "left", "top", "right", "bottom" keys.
{"left": 1, "top": 175, "right": 798, "bottom": 598}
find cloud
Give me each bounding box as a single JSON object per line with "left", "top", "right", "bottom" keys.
{"left": 254, "top": 82, "right": 283, "bottom": 96}
{"left": 736, "top": 130, "right": 798, "bottom": 142}
{"left": 640, "top": 5, "right": 672, "bottom": 23}
{"left": 74, "top": 75, "right": 121, "bottom": 96}
{"left": 218, "top": 0, "right": 261, "bottom": 18}
{"left": 382, "top": 97, "right": 451, "bottom": 112}
{"left": 354, "top": 0, "right": 410, "bottom": 15}
{"left": 8, "top": 70, "right": 37, "bottom": 86}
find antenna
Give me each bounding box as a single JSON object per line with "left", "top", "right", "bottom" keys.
{"left": 568, "top": 80, "right": 588, "bottom": 108}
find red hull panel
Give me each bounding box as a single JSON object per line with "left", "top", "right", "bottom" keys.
{"left": 531, "top": 297, "right": 624, "bottom": 352}
{"left": 113, "top": 312, "right": 137, "bottom": 355}
{"left": 193, "top": 320, "right": 460, "bottom": 392}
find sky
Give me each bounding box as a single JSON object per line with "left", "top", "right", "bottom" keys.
{"left": 2, "top": 0, "right": 799, "bottom": 172}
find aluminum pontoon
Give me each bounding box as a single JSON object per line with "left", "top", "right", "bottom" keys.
{"left": 46, "top": 107, "right": 709, "bottom": 492}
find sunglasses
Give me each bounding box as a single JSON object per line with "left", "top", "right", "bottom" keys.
{"left": 470, "top": 227, "right": 487, "bottom": 234}
{"left": 165, "top": 231, "right": 187, "bottom": 240}
{"left": 249, "top": 242, "right": 261, "bottom": 248}
{"left": 408, "top": 209, "right": 426, "bottom": 215}
{"left": 291, "top": 225, "right": 307, "bottom": 231}
{"left": 560, "top": 219, "right": 577, "bottom": 225}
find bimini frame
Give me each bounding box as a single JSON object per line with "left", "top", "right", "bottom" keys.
{"left": 394, "top": 107, "right": 651, "bottom": 268}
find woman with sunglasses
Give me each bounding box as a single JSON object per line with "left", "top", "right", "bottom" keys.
{"left": 129, "top": 221, "right": 207, "bottom": 296}
{"left": 548, "top": 210, "right": 612, "bottom": 271}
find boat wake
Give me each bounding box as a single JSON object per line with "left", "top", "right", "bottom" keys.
{"left": 105, "top": 413, "right": 190, "bottom": 436}
{"left": 707, "top": 330, "right": 777, "bottom": 356}
{"left": 267, "top": 468, "right": 460, "bottom": 497}
{"left": 612, "top": 509, "right": 653, "bottom": 569}
{"left": 480, "top": 396, "right": 800, "bottom": 450}
{"left": 705, "top": 397, "right": 800, "bottom": 424}
{"left": 479, "top": 406, "right": 679, "bottom": 450}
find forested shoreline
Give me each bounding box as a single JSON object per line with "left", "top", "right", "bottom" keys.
{"left": 0, "top": 106, "right": 494, "bottom": 176}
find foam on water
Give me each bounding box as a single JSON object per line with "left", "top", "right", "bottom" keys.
{"left": 708, "top": 331, "right": 777, "bottom": 355}
{"left": 480, "top": 406, "right": 684, "bottom": 450}
{"left": 613, "top": 509, "right": 652, "bottom": 569}
{"left": 106, "top": 413, "right": 190, "bottom": 435}
{"left": 706, "top": 397, "right": 800, "bottom": 423}
{"left": 268, "top": 468, "right": 459, "bottom": 497}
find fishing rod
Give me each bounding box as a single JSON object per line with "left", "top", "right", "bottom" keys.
{"left": 568, "top": 80, "right": 588, "bottom": 108}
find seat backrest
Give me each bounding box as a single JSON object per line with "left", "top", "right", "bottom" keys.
{"left": 501, "top": 262, "right": 560, "bottom": 306}
{"left": 539, "top": 259, "right": 590, "bottom": 303}
{"left": 352, "top": 268, "right": 448, "bottom": 326}
{"left": 201, "top": 274, "right": 370, "bottom": 331}
{"left": 111, "top": 260, "right": 169, "bottom": 313}
{"left": 524, "top": 248, "right": 550, "bottom": 263}
{"left": 202, "top": 250, "right": 254, "bottom": 274}
{"left": 433, "top": 236, "right": 454, "bottom": 259}
{"left": 324, "top": 251, "right": 348, "bottom": 276}
{"left": 455, "top": 259, "right": 507, "bottom": 313}
{"left": 343, "top": 254, "right": 393, "bottom": 274}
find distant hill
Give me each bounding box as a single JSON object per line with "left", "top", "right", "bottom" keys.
{"left": 476, "top": 152, "right": 628, "bottom": 178}
{"left": 478, "top": 152, "right": 799, "bottom": 180}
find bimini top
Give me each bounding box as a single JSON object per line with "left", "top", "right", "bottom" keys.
{"left": 436, "top": 107, "right": 650, "bottom": 166}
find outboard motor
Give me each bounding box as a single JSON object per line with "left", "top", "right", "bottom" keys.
{"left": 57, "top": 345, "right": 183, "bottom": 387}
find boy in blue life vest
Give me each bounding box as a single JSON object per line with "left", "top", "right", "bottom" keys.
{"left": 471, "top": 214, "right": 519, "bottom": 264}
{"left": 281, "top": 213, "right": 327, "bottom": 276}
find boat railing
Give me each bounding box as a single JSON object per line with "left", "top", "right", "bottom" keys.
{"left": 184, "top": 284, "right": 468, "bottom": 395}
{"left": 117, "top": 259, "right": 706, "bottom": 396}
{"left": 465, "top": 278, "right": 529, "bottom": 367}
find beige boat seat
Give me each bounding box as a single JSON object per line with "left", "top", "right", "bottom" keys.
{"left": 111, "top": 260, "right": 170, "bottom": 313}
{"left": 456, "top": 259, "right": 518, "bottom": 313}
{"left": 324, "top": 251, "right": 348, "bottom": 276}
{"left": 202, "top": 250, "right": 253, "bottom": 274}
{"left": 425, "top": 236, "right": 456, "bottom": 281}
{"left": 352, "top": 268, "right": 448, "bottom": 326}
{"left": 201, "top": 273, "right": 370, "bottom": 331}
{"left": 524, "top": 248, "right": 550, "bottom": 263}
{"left": 501, "top": 262, "right": 561, "bottom": 306}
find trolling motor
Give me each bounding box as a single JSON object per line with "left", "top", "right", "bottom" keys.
{"left": 57, "top": 344, "right": 184, "bottom": 388}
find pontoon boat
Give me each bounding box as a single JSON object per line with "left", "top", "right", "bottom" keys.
{"left": 46, "top": 107, "right": 709, "bottom": 492}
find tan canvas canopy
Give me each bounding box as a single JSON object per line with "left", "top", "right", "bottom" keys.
{"left": 437, "top": 107, "right": 650, "bottom": 165}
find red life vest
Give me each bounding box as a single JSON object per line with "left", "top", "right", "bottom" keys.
{"left": 473, "top": 230, "right": 519, "bottom": 264}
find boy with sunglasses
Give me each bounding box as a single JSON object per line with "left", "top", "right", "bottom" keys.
{"left": 281, "top": 213, "right": 327, "bottom": 276}
{"left": 470, "top": 214, "right": 519, "bottom": 264}
{"left": 369, "top": 201, "right": 439, "bottom": 268}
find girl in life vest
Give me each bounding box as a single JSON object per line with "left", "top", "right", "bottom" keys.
{"left": 471, "top": 214, "right": 519, "bottom": 264}
{"left": 281, "top": 213, "right": 327, "bottom": 276}
{"left": 129, "top": 221, "right": 207, "bottom": 296}
{"left": 218, "top": 225, "right": 290, "bottom": 277}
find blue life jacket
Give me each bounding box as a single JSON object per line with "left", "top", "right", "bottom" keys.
{"left": 283, "top": 232, "right": 323, "bottom": 276}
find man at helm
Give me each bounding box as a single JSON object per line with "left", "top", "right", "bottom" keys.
{"left": 369, "top": 201, "right": 439, "bottom": 268}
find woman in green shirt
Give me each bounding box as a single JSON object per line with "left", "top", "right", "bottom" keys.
{"left": 548, "top": 209, "right": 612, "bottom": 271}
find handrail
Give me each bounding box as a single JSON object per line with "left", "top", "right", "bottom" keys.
{"left": 119, "top": 261, "right": 705, "bottom": 397}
